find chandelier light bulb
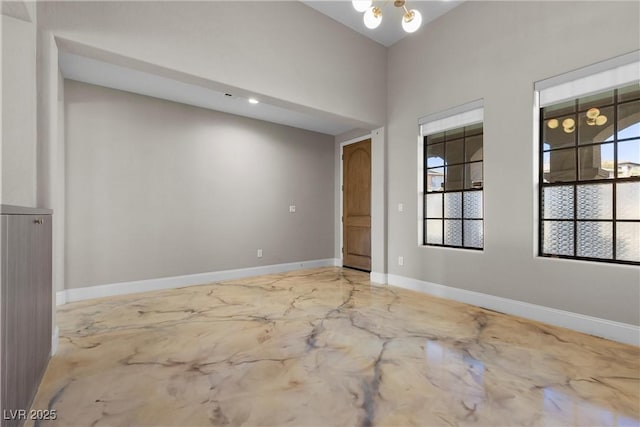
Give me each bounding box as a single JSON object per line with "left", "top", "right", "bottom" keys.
{"left": 401, "top": 9, "right": 422, "bottom": 33}
{"left": 586, "top": 108, "right": 600, "bottom": 119}
{"left": 364, "top": 6, "right": 382, "bottom": 29}
{"left": 596, "top": 115, "right": 608, "bottom": 126}
{"left": 547, "top": 119, "right": 559, "bottom": 129}
{"left": 562, "top": 118, "right": 575, "bottom": 129}
{"left": 352, "top": 0, "right": 372, "bottom": 13}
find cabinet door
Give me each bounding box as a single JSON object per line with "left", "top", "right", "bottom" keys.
{"left": 1, "top": 214, "right": 52, "bottom": 427}
{"left": 2, "top": 215, "right": 34, "bottom": 426}
{"left": 0, "top": 215, "right": 8, "bottom": 422}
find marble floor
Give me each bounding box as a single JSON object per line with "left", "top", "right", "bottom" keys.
{"left": 29, "top": 267, "right": 639, "bottom": 426}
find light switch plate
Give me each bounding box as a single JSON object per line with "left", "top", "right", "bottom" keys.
{"left": 289, "top": 205, "right": 296, "bottom": 213}
{"left": 398, "top": 203, "right": 404, "bottom": 212}
{"left": 257, "top": 249, "right": 263, "bottom": 258}
{"left": 398, "top": 256, "right": 404, "bottom": 266}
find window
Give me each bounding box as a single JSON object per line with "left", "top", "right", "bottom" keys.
{"left": 539, "top": 83, "right": 640, "bottom": 264}
{"left": 422, "top": 108, "right": 484, "bottom": 249}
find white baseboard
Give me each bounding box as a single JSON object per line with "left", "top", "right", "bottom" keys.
{"left": 54, "top": 262, "right": 637, "bottom": 346}
{"left": 51, "top": 326, "right": 59, "bottom": 356}
{"left": 57, "top": 258, "right": 340, "bottom": 305}
{"left": 370, "top": 271, "right": 387, "bottom": 285}
{"left": 386, "top": 274, "right": 640, "bottom": 347}
{"left": 56, "top": 290, "right": 66, "bottom": 306}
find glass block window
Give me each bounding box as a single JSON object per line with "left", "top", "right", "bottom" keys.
{"left": 540, "top": 83, "right": 640, "bottom": 265}
{"left": 424, "top": 123, "right": 483, "bottom": 249}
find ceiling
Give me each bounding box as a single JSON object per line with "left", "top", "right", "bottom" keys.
{"left": 303, "top": 0, "right": 462, "bottom": 47}
{"left": 59, "top": 52, "right": 357, "bottom": 136}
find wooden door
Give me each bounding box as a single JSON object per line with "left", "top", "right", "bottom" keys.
{"left": 343, "top": 139, "right": 371, "bottom": 271}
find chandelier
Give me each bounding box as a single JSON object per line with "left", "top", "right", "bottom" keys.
{"left": 352, "top": 0, "right": 423, "bottom": 33}
{"left": 547, "top": 108, "right": 608, "bottom": 134}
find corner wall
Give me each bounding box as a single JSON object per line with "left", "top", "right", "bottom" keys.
{"left": 386, "top": 1, "right": 640, "bottom": 325}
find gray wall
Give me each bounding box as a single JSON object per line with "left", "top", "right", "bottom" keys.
{"left": 386, "top": 1, "right": 640, "bottom": 325}
{"left": 1, "top": 13, "right": 37, "bottom": 207}
{"left": 64, "top": 81, "right": 334, "bottom": 289}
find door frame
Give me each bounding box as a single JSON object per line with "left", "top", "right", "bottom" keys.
{"left": 341, "top": 138, "right": 372, "bottom": 271}
{"left": 337, "top": 128, "right": 386, "bottom": 281}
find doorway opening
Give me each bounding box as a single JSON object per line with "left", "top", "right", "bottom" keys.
{"left": 342, "top": 139, "right": 372, "bottom": 272}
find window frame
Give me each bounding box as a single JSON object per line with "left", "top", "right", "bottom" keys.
{"left": 422, "top": 122, "right": 484, "bottom": 250}
{"left": 537, "top": 86, "right": 640, "bottom": 266}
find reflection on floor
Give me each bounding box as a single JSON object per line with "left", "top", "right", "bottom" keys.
{"left": 29, "top": 267, "right": 639, "bottom": 426}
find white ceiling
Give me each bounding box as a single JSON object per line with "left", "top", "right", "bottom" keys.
{"left": 59, "top": 52, "right": 356, "bottom": 136}
{"left": 303, "top": 0, "right": 462, "bottom": 47}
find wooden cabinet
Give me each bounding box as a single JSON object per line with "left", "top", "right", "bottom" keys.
{"left": 1, "top": 206, "right": 52, "bottom": 427}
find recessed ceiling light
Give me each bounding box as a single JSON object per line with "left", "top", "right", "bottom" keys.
{"left": 248, "top": 98, "right": 259, "bottom": 104}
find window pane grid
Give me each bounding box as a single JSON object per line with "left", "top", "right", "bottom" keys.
{"left": 424, "top": 123, "right": 483, "bottom": 249}
{"left": 576, "top": 102, "right": 616, "bottom": 113}
{"left": 544, "top": 140, "right": 617, "bottom": 152}
{"left": 426, "top": 159, "right": 483, "bottom": 169}
{"left": 541, "top": 176, "right": 640, "bottom": 187}
{"left": 616, "top": 135, "right": 640, "bottom": 143}
{"left": 539, "top": 85, "right": 640, "bottom": 265}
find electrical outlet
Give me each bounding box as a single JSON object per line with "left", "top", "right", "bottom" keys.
{"left": 257, "top": 249, "right": 263, "bottom": 258}
{"left": 289, "top": 205, "right": 296, "bottom": 213}
{"left": 398, "top": 256, "right": 404, "bottom": 266}
{"left": 398, "top": 203, "right": 404, "bottom": 212}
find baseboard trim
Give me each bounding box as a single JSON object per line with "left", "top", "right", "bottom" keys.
{"left": 56, "top": 290, "right": 66, "bottom": 306}
{"left": 51, "top": 326, "right": 59, "bottom": 356}
{"left": 386, "top": 274, "right": 640, "bottom": 347}
{"left": 57, "top": 258, "right": 341, "bottom": 305}
{"left": 370, "top": 271, "right": 387, "bottom": 285}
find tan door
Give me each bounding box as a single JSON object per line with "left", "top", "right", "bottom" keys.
{"left": 343, "top": 139, "right": 371, "bottom": 271}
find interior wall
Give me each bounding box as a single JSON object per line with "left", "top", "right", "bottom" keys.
{"left": 386, "top": 1, "right": 640, "bottom": 325}
{"left": 36, "top": 1, "right": 387, "bottom": 128}
{"left": 54, "top": 69, "right": 64, "bottom": 294}
{"left": 1, "top": 14, "right": 37, "bottom": 207}
{"left": 64, "top": 80, "right": 335, "bottom": 289}
{"left": 370, "top": 128, "right": 387, "bottom": 276}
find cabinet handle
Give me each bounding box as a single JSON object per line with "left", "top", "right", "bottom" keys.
{"left": 34, "top": 218, "right": 43, "bottom": 225}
